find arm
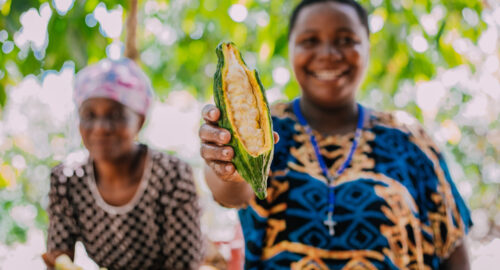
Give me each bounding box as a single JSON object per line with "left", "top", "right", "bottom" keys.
{"left": 42, "top": 250, "right": 74, "bottom": 270}
{"left": 43, "top": 167, "right": 77, "bottom": 269}
{"left": 204, "top": 164, "right": 255, "bottom": 208}
{"left": 441, "top": 242, "right": 470, "bottom": 270}
{"left": 405, "top": 121, "right": 473, "bottom": 269}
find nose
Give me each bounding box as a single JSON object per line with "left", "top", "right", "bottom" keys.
{"left": 81, "top": 118, "right": 114, "bottom": 133}
{"left": 318, "top": 43, "right": 342, "bottom": 61}
{"left": 93, "top": 118, "right": 114, "bottom": 131}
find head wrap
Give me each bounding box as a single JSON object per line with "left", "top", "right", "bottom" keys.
{"left": 74, "top": 58, "right": 154, "bottom": 115}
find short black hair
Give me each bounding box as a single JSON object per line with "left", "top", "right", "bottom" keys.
{"left": 288, "top": 0, "right": 370, "bottom": 38}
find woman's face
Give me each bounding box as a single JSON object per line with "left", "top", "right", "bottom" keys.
{"left": 289, "top": 2, "right": 370, "bottom": 109}
{"left": 79, "top": 98, "right": 144, "bottom": 161}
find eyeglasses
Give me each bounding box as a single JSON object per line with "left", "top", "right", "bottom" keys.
{"left": 79, "top": 111, "right": 136, "bottom": 130}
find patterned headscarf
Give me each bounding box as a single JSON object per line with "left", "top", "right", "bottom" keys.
{"left": 74, "top": 58, "right": 154, "bottom": 115}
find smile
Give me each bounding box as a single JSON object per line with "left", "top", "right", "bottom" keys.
{"left": 309, "top": 69, "right": 350, "bottom": 81}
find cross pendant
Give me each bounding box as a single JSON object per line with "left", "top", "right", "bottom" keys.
{"left": 323, "top": 213, "right": 336, "bottom": 236}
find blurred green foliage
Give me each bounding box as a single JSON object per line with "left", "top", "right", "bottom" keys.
{"left": 0, "top": 0, "right": 485, "bottom": 104}
{"left": 1, "top": 0, "right": 497, "bottom": 246}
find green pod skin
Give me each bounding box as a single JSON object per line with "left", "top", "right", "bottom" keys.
{"left": 213, "top": 42, "right": 274, "bottom": 200}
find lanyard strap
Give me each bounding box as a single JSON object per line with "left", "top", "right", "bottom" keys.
{"left": 292, "top": 98, "right": 364, "bottom": 185}
{"left": 292, "top": 98, "right": 365, "bottom": 236}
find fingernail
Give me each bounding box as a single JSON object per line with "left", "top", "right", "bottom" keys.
{"left": 209, "top": 109, "right": 217, "bottom": 118}
{"left": 219, "top": 132, "right": 227, "bottom": 140}
{"left": 222, "top": 149, "right": 230, "bottom": 156}
{"left": 225, "top": 165, "right": 232, "bottom": 172}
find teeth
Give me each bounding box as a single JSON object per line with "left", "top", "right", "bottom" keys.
{"left": 313, "top": 70, "right": 344, "bottom": 80}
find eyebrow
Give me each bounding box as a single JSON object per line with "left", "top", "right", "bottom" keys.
{"left": 336, "top": 27, "right": 356, "bottom": 34}
{"left": 297, "top": 27, "right": 357, "bottom": 35}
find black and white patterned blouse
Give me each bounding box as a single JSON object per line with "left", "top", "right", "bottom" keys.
{"left": 47, "top": 146, "right": 203, "bottom": 270}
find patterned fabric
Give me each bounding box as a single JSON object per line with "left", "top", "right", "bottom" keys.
{"left": 47, "top": 146, "right": 203, "bottom": 270}
{"left": 238, "top": 102, "right": 472, "bottom": 270}
{"left": 74, "top": 58, "right": 154, "bottom": 115}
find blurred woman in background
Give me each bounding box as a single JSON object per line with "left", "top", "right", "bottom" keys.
{"left": 43, "top": 58, "right": 203, "bottom": 270}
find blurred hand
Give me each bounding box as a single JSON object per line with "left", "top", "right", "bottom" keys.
{"left": 42, "top": 250, "right": 73, "bottom": 269}
{"left": 199, "top": 104, "right": 278, "bottom": 183}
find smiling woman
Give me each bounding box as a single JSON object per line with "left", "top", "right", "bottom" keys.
{"left": 289, "top": 0, "right": 370, "bottom": 111}
{"left": 42, "top": 58, "right": 203, "bottom": 270}
{"left": 199, "top": 0, "right": 473, "bottom": 269}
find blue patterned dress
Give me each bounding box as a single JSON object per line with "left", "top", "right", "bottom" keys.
{"left": 238, "top": 102, "right": 472, "bottom": 270}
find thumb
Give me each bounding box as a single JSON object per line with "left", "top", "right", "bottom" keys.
{"left": 273, "top": 131, "right": 279, "bottom": 144}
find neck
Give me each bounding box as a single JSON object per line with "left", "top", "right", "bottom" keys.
{"left": 299, "top": 97, "right": 359, "bottom": 135}
{"left": 93, "top": 145, "right": 143, "bottom": 186}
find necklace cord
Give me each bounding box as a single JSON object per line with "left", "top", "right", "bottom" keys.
{"left": 292, "top": 98, "right": 364, "bottom": 235}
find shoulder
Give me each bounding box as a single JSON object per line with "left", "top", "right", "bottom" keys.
{"left": 50, "top": 151, "right": 90, "bottom": 185}
{"left": 148, "top": 149, "right": 198, "bottom": 206}
{"left": 370, "top": 110, "right": 434, "bottom": 139}
{"left": 150, "top": 148, "right": 193, "bottom": 177}
{"left": 368, "top": 109, "right": 442, "bottom": 158}
{"left": 148, "top": 148, "right": 196, "bottom": 192}
{"left": 370, "top": 110, "right": 418, "bottom": 132}
{"left": 49, "top": 155, "right": 90, "bottom": 202}
{"left": 270, "top": 101, "right": 298, "bottom": 136}
{"left": 50, "top": 163, "right": 66, "bottom": 178}
{"left": 49, "top": 164, "right": 67, "bottom": 193}
{"left": 270, "top": 101, "right": 294, "bottom": 120}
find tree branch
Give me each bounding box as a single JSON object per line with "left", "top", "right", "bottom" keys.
{"left": 124, "top": 0, "right": 138, "bottom": 61}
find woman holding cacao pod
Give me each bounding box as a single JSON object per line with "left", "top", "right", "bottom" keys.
{"left": 43, "top": 58, "right": 203, "bottom": 270}
{"left": 200, "top": 0, "right": 472, "bottom": 269}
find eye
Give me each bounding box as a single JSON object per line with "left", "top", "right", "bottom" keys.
{"left": 110, "top": 110, "right": 126, "bottom": 121}
{"left": 336, "top": 36, "right": 357, "bottom": 46}
{"left": 80, "top": 111, "right": 96, "bottom": 121}
{"left": 298, "top": 36, "right": 319, "bottom": 47}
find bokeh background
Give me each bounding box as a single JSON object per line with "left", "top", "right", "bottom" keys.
{"left": 0, "top": 0, "right": 499, "bottom": 269}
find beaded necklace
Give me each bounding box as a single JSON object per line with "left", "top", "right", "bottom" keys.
{"left": 292, "top": 98, "right": 364, "bottom": 235}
